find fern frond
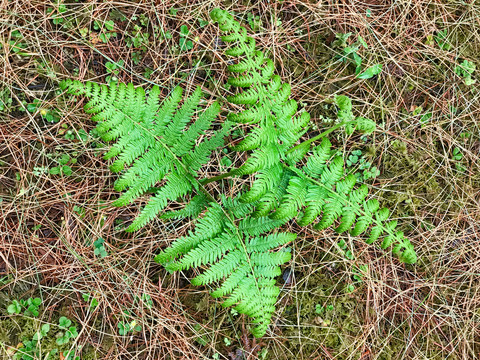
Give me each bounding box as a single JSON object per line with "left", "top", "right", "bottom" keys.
{"left": 155, "top": 204, "right": 226, "bottom": 264}
{"left": 345, "top": 117, "right": 376, "bottom": 135}
{"left": 303, "top": 138, "right": 332, "bottom": 177}
{"left": 127, "top": 172, "right": 193, "bottom": 232}
{"left": 210, "top": 8, "right": 310, "bottom": 178}
{"left": 238, "top": 216, "right": 286, "bottom": 236}
{"left": 240, "top": 164, "right": 283, "bottom": 203}
{"left": 270, "top": 177, "right": 308, "bottom": 221}
{"left": 160, "top": 194, "right": 209, "bottom": 220}
{"left": 246, "top": 233, "right": 296, "bottom": 253}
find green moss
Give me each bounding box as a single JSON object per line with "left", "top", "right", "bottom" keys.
{"left": 380, "top": 136, "right": 479, "bottom": 221}
{"left": 279, "top": 271, "right": 364, "bottom": 359}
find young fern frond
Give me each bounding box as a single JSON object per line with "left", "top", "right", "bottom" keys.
{"left": 60, "top": 79, "right": 229, "bottom": 232}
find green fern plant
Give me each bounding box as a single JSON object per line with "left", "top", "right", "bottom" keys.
{"left": 155, "top": 194, "right": 294, "bottom": 338}
{"left": 59, "top": 8, "right": 417, "bottom": 339}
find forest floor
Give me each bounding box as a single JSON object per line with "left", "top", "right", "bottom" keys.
{"left": 1, "top": 1, "right": 480, "bottom": 359}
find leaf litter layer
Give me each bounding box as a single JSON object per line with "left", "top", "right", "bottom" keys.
{"left": 1, "top": 0, "right": 480, "bottom": 359}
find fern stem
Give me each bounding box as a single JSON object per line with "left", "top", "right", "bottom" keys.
{"left": 286, "top": 120, "right": 356, "bottom": 155}
{"left": 199, "top": 168, "right": 238, "bottom": 185}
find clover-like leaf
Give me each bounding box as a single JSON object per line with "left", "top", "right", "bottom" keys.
{"left": 7, "top": 300, "right": 22, "bottom": 314}
{"left": 59, "top": 316, "right": 72, "bottom": 329}
{"left": 67, "top": 326, "right": 79, "bottom": 338}
{"left": 118, "top": 322, "right": 127, "bottom": 335}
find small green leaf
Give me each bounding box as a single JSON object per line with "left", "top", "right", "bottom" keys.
{"left": 452, "top": 147, "right": 463, "bottom": 160}
{"left": 105, "top": 61, "right": 116, "bottom": 72}
{"left": 105, "top": 20, "right": 115, "bottom": 31}
{"left": 220, "top": 157, "right": 232, "bottom": 167}
{"left": 59, "top": 316, "right": 72, "bottom": 328}
{"left": 26, "top": 305, "right": 40, "bottom": 317}
{"left": 33, "top": 331, "right": 43, "bottom": 341}
{"left": 412, "top": 106, "right": 423, "bottom": 115}
{"left": 358, "top": 35, "right": 368, "bottom": 49}
{"left": 180, "top": 25, "right": 189, "bottom": 36}
{"left": 93, "top": 238, "right": 108, "bottom": 258}
{"left": 68, "top": 326, "right": 79, "bottom": 338}
{"left": 434, "top": 30, "right": 451, "bottom": 51}
{"left": 62, "top": 165, "right": 72, "bottom": 176}
{"left": 32, "top": 298, "right": 42, "bottom": 306}
{"left": 357, "top": 64, "right": 382, "bottom": 79}
{"left": 27, "top": 103, "right": 38, "bottom": 113}
{"left": 59, "top": 154, "right": 70, "bottom": 165}
{"left": 56, "top": 336, "right": 68, "bottom": 345}
{"left": 41, "top": 323, "right": 50, "bottom": 334}
{"left": 142, "top": 293, "right": 153, "bottom": 309}
{"left": 460, "top": 60, "right": 475, "bottom": 74}
{"left": 118, "top": 322, "right": 127, "bottom": 335}
{"left": 420, "top": 112, "right": 432, "bottom": 125}
{"left": 335, "top": 95, "right": 352, "bottom": 114}
{"left": 7, "top": 300, "right": 21, "bottom": 314}
{"left": 199, "top": 19, "right": 209, "bottom": 27}
{"left": 90, "top": 297, "right": 99, "bottom": 309}
{"left": 94, "top": 246, "right": 107, "bottom": 258}
{"left": 79, "top": 27, "right": 89, "bottom": 37}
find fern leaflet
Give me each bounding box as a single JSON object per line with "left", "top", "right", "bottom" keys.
{"left": 60, "top": 79, "right": 229, "bottom": 231}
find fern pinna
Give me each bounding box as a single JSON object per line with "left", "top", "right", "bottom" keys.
{"left": 156, "top": 195, "right": 294, "bottom": 338}
{"left": 59, "top": 80, "right": 229, "bottom": 231}
{"left": 60, "top": 8, "right": 417, "bottom": 339}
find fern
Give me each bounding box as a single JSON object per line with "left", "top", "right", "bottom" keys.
{"left": 59, "top": 79, "right": 230, "bottom": 231}
{"left": 60, "top": 8, "right": 417, "bottom": 339}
